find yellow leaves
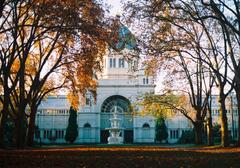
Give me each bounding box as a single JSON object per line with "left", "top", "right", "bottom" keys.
{"left": 25, "top": 55, "right": 37, "bottom": 74}
{"left": 144, "top": 57, "right": 158, "bottom": 76}
{"left": 163, "top": 4, "right": 170, "bottom": 17}
{"left": 67, "top": 92, "right": 79, "bottom": 111}
{"left": 11, "top": 58, "right": 20, "bottom": 74}
{"left": 136, "top": 92, "right": 193, "bottom": 119}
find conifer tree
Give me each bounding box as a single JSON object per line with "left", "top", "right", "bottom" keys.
{"left": 65, "top": 107, "right": 78, "bottom": 144}
{"left": 156, "top": 117, "right": 168, "bottom": 143}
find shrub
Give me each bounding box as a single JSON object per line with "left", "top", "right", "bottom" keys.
{"left": 178, "top": 129, "right": 195, "bottom": 144}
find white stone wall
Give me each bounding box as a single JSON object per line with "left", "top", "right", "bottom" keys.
{"left": 133, "top": 116, "right": 155, "bottom": 143}
{"left": 77, "top": 112, "right": 100, "bottom": 143}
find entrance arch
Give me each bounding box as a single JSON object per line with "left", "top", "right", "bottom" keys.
{"left": 100, "top": 95, "right": 133, "bottom": 143}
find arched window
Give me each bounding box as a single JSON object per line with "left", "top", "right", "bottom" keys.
{"left": 101, "top": 95, "right": 131, "bottom": 113}
{"left": 142, "top": 123, "right": 150, "bottom": 128}
{"left": 84, "top": 123, "right": 91, "bottom": 128}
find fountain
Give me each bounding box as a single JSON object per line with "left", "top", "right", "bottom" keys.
{"left": 106, "top": 106, "right": 123, "bottom": 144}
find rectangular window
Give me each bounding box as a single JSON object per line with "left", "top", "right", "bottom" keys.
{"left": 119, "top": 58, "right": 121, "bottom": 68}
{"left": 119, "top": 58, "right": 125, "bottom": 68}
{"left": 55, "top": 130, "right": 64, "bottom": 139}
{"left": 113, "top": 58, "right": 116, "bottom": 68}
{"left": 143, "top": 78, "right": 145, "bottom": 84}
{"left": 170, "top": 130, "right": 179, "bottom": 139}
{"left": 170, "top": 130, "right": 173, "bottom": 139}
{"left": 110, "top": 58, "right": 113, "bottom": 68}
{"left": 146, "top": 77, "right": 149, "bottom": 84}
{"left": 86, "top": 97, "right": 90, "bottom": 106}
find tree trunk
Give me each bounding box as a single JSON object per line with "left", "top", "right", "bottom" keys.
{"left": 0, "top": 90, "right": 11, "bottom": 148}
{"left": 219, "top": 95, "right": 229, "bottom": 147}
{"left": 14, "top": 113, "right": 27, "bottom": 148}
{"left": 26, "top": 105, "right": 37, "bottom": 147}
{"left": 14, "top": 58, "right": 27, "bottom": 148}
{"left": 0, "top": 110, "right": 7, "bottom": 148}
{"left": 194, "top": 121, "right": 204, "bottom": 144}
{"left": 207, "top": 116, "right": 214, "bottom": 146}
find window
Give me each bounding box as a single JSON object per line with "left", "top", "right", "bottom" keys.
{"left": 170, "top": 130, "right": 179, "bottom": 139}
{"left": 142, "top": 123, "right": 150, "bottom": 128}
{"left": 110, "top": 58, "right": 113, "bottom": 68}
{"left": 113, "top": 58, "right": 116, "bottom": 68}
{"left": 56, "top": 130, "right": 64, "bottom": 139}
{"left": 47, "top": 130, "right": 52, "bottom": 139}
{"left": 84, "top": 123, "right": 91, "bottom": 128}
{"left": 143, "top": 77, "right": 149, "bottom": 84}
{"left": 109, "top": 58, "right": 116, "bottom": 68}
{"left": 83, "top": 123, "right": 91, "bottom": 140}
{"left": 86, "top": 97, "right": 91, "bottom": 106}
{"left": 119, "top": 58, "right": 125, "bottom": 68}
{"left": 44, "top": 130, "right": 53, "bottom": 139}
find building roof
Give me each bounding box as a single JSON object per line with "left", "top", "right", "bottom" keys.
{"left": 38, "top": 96, "right": 70, "bottom": 109}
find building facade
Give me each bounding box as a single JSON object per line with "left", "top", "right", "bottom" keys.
{"left": 35, "top": 47, "right": 159, "bottom": 144}
{"left": 34, "top": 22, "right": 239, "bottom": 144}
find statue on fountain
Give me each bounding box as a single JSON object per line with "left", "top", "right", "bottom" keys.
{"left": 106, "top": 106, "right": 123, "bottom": 144}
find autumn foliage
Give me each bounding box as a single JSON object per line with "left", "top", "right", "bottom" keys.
{"left": 0, "top": 0, "right": 116, "bottom": 147}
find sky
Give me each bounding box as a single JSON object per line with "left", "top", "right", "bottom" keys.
{"left": 104, "top": 0, "right": 164, "bottom": 93}
{"left": 104, "top": 0, "right": 124, "bottom": 16}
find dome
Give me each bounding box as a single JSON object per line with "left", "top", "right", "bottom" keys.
{"left": 110, "top": 24, "right": 137, "bottom": 51}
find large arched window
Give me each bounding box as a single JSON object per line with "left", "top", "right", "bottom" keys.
{"left": 101, "top": 95, "right": 131, "bottom": 113}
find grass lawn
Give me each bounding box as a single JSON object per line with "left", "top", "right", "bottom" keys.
{"left": 0, "top": 145, "right": 240, "bottom": 168}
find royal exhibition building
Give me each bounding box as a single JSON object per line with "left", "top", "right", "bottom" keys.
{"left": 34, "top": 25, "right": 239, "bottom": 145}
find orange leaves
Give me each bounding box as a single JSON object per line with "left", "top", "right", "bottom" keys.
{"left": 11, "top": 58, "right": 20, "bottom": 74}
{"left": 1, "top": 0, "right": 108, "bottom": 112}
{"left": 67, "top": 92, "right": 79, "bottom": 110}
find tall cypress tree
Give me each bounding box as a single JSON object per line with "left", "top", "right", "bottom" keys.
{"left": 156, "top": 117, "right": 168, "bottom": 143}
{"left": 65, "top": 107, "right": 78, "bottom": 143}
